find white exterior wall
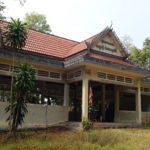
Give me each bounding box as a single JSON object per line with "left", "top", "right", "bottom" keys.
{"left": 115, "top": 91, "right": 150, "bottom": 124}
{"left": 0, "top": 102, "right": 68, "bottom": 128}
{"left": 115, "top": 111, "right": 150, "bottom": 124}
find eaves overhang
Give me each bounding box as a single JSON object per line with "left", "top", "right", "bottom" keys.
{"left": 0, "top": 47, "right": 64, "bottom": 69}
{"left": 64, "top": 52, "right": 150, "bottom": 77}
{"left": 84, "top": 55, "right": 150, "bottom": 76}
{"left": 91, "top": 49, "right": 127, "bottom": 61}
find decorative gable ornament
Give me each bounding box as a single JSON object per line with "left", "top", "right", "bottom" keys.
{"left": 88, "top": 27, "right": 128, "bottom": 57}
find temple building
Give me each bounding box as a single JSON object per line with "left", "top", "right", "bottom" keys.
{"left": 0, "top": 20, "right": 150, "bottom": 127}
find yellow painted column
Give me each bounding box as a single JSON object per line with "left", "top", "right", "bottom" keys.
{"left": 82, "top": 77, "right": 89, "bottom": 120}
{"left": 136, "top": 79, "right": 142, "bottom": 124}
{"left": 63, "top": 83, "right": 69, "bottom": 106}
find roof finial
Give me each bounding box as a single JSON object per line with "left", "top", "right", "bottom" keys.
{"left": 110, "top": 20, "right": 113, "bottom": 29}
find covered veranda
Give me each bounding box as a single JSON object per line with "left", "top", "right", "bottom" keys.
{"left": 65, "top": 65, "right": 150, "bottom": 125}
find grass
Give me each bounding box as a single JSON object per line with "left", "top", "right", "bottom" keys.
{"left": 0, "top": 128, "right": 150, "bottom": 150}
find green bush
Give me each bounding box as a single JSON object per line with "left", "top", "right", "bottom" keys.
{"left": 82, "top": 117, "right": 92, "bottom": 131}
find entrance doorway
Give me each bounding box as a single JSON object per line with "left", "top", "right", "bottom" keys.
{"left": 69, "top": 82, "right": 82, "bottom": 121}
{"left": 89, "top": 81, "right": 115, "bottom": 122}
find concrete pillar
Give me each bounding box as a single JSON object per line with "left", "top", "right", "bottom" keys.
{"left": 136, "top": 79, "right": 142, "bottom": 124}
{"left": 82, "top": 77, "right": 89, "bottom": 120}
{"left": 63, "top": 83, "right": 69, "bottom": 106}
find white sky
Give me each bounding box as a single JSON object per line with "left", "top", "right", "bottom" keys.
{"left": 3, "top": 0, "right": 150, "bottom": 48}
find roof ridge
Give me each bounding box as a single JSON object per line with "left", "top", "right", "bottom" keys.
{"left": 80, "top": 26, "right": 111, "bottom": 43}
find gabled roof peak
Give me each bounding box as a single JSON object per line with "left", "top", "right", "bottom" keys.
{"left": 86, "top": 27, "right": 128, "bottom": 57}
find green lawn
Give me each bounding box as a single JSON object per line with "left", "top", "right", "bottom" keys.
{"left": 0, "top": 128, "right": 150, "bottom": 150}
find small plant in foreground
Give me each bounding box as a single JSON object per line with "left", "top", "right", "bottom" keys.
{"left": 82, "top": 117, "right": 92, "bottom": 131}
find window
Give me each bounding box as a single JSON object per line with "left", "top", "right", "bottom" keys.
{"left": 0, "top": 75, "right": 11, "bottom": 102}
{"left": 119, "top": 92, "right": 136, "bottom": 111}
{"left": 30, "top": 81, "right": 64, "bottom": 106}
{"left": 142, "top": 95, "right": 150, "bottom": 112}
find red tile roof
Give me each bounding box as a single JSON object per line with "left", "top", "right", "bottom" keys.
{"left": 65, "top": 34, "right": 97, "bottom": 57}
{"left": 24, "top": 30, "right": 78, "bottom": 58}
{"left": 66, "top": 41, "right": 87, "bottom": 57}
{"left": 88, "top": 53, "right": 135, "bottom": 67}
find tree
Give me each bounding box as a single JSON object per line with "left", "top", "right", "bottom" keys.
{"left": 129, "top": 38, "right": 150, "bottom": 69}
{"left": 121, "top": 35, "right": 134, "bottom": 52}
{"left": 3, "top": 18, "right": 27, "bottom": 133}
{"left": 143, "top": 38, "right": 150, "bottom": 68}
{"left": 5, "top": 63, "right": 36, "bottom": 134}
{"left": 24, "top": 12, "right": 51, "bottom": 33}
{"left": 143, "top": 37, "right": 150, "bottom": 49}
{"left": 129, "top": 47, "right": 144, "bottom": 64}
{"left": 143, "top": 49, "right": 150, "bottom": 69}
{"left": 0, "top": 1, "right": 6, "bottom": 20}
{"left": 121, "top": 36, "right": 150, "bottom": 69}
{"left": 3, "top": 18, "right": 27, "bottom": 49}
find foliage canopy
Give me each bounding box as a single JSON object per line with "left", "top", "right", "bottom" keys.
{"left": 24, "top": 12, "right": 51, "bottom": 33}
{"left": 129, "top": 38, "right": 150, "bottom": 69}
{"left": 0, "top": 1, "right": 6, "bottom": 20}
